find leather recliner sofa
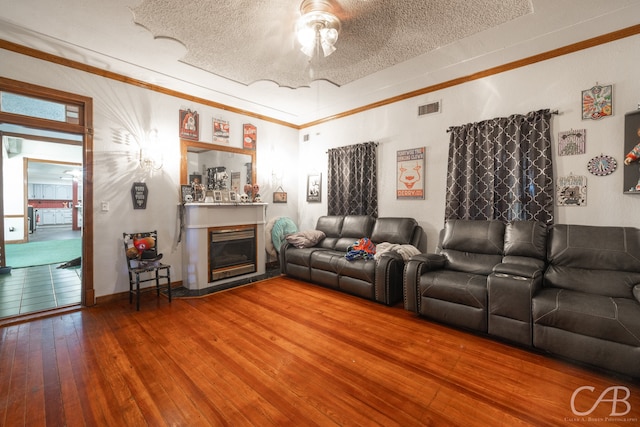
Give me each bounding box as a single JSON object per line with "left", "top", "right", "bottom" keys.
{"left": 404, "top": 219, "right": 640, "bottom": 378}
{"left": 532, "top": 224, "right": 640, "bottom": 378}
{"left": 280, "top": 215, "right": 422, "bottom": 305}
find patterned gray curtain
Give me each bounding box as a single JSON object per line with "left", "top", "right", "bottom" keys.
{"left": 327, "top": 142, "right": 378, "bottom": 217}
{"left": 445, "top": 109, "right": 554, "bottom": 223}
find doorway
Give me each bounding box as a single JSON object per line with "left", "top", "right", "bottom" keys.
{"left": 0, "top": 77, "right": 94, "bottom": 320}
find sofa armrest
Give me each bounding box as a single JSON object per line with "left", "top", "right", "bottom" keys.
{"left": 409, "top": 253, "right": 446, "bottom": 269}
{"left": 488, "top": 264, "right": 544, "bottom": 346}
{"left": 374, "top": 251, "right": 406, "bottom": 305}
{"left": 278, "top": 241, "right": 293, "bottom": 274}
{"left": 493, "top": 262, "right": 543, "bottom": 279}
{"left": 403, "top": 253, "right": 446, "bottom": 312}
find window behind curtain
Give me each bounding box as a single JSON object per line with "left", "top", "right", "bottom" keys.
{"left": 445, "top": 109, "right": 554, "bottom": 224}
{"left": 327, "top": 141, "right": 378, "bottom": 217}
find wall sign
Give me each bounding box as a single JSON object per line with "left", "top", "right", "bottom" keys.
{"left": 396, "top": 147, "right": 425, "bottom": 199}
{"left": 581, "top": 84, "right": 612, "bottom": 120}
{"left": 179, "top": 109, "right": 199, "bottom": 140}
{"left": 131, "top": 182, "right": 148, "bottom": 209}
{"left": 243, "top": 123, "right": 256, "bottom": 150}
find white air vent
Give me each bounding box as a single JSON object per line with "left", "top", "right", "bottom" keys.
{"left": 417, "top": 100, "right": 441, "bottom": 117}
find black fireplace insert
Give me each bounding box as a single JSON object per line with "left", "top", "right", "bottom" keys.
{"left": 209, "top": 226, "right": 256, "bottom": 281}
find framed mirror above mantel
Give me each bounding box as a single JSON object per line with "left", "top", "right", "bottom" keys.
{"left": 180, "top": 139, "right": 256, "bottom": 192}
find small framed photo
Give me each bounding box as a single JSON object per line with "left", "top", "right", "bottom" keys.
{"left": 181, "top": 185, "right": 193, "bottom": 203}
{"left": 306, "top": 173, "right": 321, "bottom": 202}
{"left": 229, "top": 191, "right": 237, "bottom": 202}
{"left": 273, "top": 191, "right": 287, "bottom": 203}
{"left": 179, "top": 109, "right": 199, "bottom": 140}
{"left": 189, "top": 173, "right": 202, "bottom": 186}
{"left": 213, "top": 190, "right": 223, "bottom": 202}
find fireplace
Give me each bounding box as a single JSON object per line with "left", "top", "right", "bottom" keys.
{"left": 183, "top": 203, "right": 266, "bottom": 290}
{"left": 209, "top": 225, "right": 257, "bottom": 281}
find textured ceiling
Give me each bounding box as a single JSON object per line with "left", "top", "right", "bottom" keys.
{"left": 2, "top": 0, "right": 639, "bottom": 124}
{"left": 131, "top": 0, "right": 533, "bottom": 88}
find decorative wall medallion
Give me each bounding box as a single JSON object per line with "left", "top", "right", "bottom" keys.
{"left": 587, "top": 154, "right": 617, "bottom": 176}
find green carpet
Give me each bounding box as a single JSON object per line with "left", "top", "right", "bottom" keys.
{"left": 5, "top": 238, "right": 81, "bottom": 268}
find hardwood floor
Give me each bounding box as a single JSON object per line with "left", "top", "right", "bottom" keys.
{"left": 1, "top": 276, "right": 638, "bottom": 426}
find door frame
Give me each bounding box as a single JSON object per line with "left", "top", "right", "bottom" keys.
{"left": 0, "top": 76, "right": 95, "bottom": 306}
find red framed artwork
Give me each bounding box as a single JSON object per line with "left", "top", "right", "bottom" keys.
{"left": 243, "top": 123, "right": 256, "bottom": 150}
{"left": 179, "top": 109, "right": 199, "bottom": 140}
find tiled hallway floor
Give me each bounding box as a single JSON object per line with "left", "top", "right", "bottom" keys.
{"left": 0, "top": 264, "right": 81, "bottom": 318}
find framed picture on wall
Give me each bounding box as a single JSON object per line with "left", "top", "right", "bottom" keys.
{"left": 213, "top": 117, "right": 230, "bottom": 144}
{"left": 556, "top": 175, "right": 587, "bottom": 206}
{"left": 273, "top": 187, "right": 287, "bottom": 203}
{"left": 396, "top": 147, "right": 426, "bottom": 199}
{"left": 306, "top": 174, "right": 321, "bottom": 202}
{"left": 243, "top": 123, "right": 256, "bottom": 150}
{"left": 179, "top": 109, "right": 199, "bottom": 140}
{"left": 581, "top": 84, "right": 612, "bottom": 120}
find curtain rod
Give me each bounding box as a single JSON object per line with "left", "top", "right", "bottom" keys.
{"left": 446, "top": 109, "right": 560, "bottom": 133}
{"left": 325, "top": 141, "right": 379, "bottom": 153}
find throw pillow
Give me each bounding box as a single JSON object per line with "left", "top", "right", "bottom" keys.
{"left": 633, "top": 284, "right": 640, "bottom": 304}
{"left": 286, "top": 230, "right": 326, "bottom": 248}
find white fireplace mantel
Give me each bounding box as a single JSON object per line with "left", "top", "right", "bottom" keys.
{"left": 182, "top": 203, "right": 267, "bottom": 290}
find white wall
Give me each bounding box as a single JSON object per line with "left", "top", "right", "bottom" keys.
{"left": 2, "top": 32, "right": 640, "bottom": 297}
{"left": 1, "top": 49, "right": 299, "bottom": 298}
{"left": 298, "top": 35, "right": 640, "bottom": 251}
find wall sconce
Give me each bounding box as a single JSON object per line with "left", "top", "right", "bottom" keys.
{"left": 139, "top": 129, "right": 163, "bottom": 172}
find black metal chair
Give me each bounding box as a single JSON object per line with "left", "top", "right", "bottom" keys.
{"left": 123, "top": 231, "right": 171, "bottom": 310}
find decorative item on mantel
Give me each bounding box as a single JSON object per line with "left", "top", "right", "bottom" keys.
{"left": 241, "top": 183, "right": 261, "bottom": 202}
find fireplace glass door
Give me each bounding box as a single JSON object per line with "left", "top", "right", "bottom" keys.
{"left": 209, "top": 226, "right": 257, "bottom": 281}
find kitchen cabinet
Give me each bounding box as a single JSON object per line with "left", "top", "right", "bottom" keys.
{"left": 55, "top": 210, "right": 65, "bottom": 224}
{"left": 38, "top": 208, "right": 73, "bottom": 225}
{"left": 40, "top": 209, "right": 56, "bottom": 225}
{"left": 29, "top": 183, "right": 73, "bottom": 200}
{"left": 29, "top": 183, "right": 44, "bottom": 199}
{"left": 42, "top": 185, "right": 57, "bottom": 199}
{"left": 55, "top": 185, "right": 72, "bottom": 200}
{"left": 62, "top": 209, "right": 73, "bottom": 224}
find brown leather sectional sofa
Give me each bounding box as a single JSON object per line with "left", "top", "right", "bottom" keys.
{"left": 404, "top": 220, "right": 640, "bottom": 378}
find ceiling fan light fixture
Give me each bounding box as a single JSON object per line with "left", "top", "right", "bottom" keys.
{"left": 296, "top": 0, "right": 341, "bottom": 58}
